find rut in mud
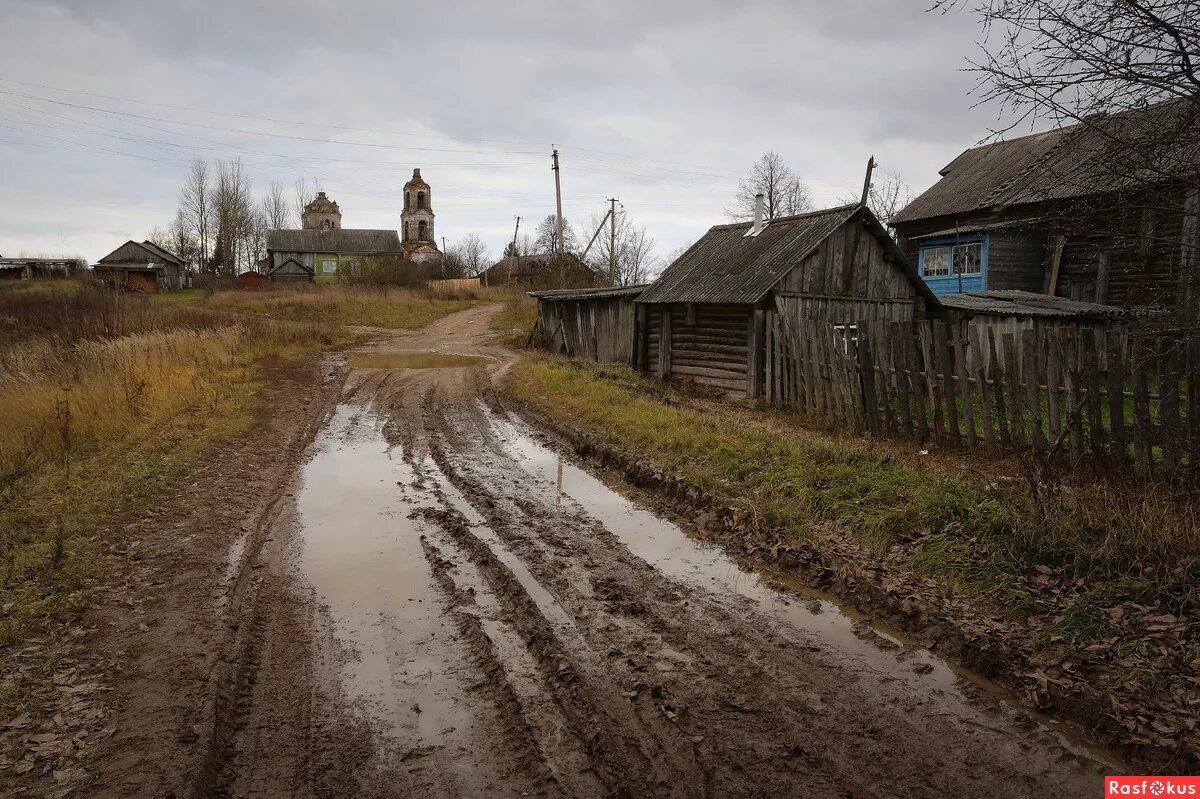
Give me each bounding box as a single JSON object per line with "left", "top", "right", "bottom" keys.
{"left": 214, "top": 307, "right": 1117, "bottom": 798}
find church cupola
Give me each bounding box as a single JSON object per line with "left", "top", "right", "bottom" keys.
{"left": 301, "top": 191, "right": 342, "bottom": 231}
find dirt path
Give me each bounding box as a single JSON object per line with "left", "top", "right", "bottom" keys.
{"left": 89, "top": 304, "right": 1118, "bottom": 797}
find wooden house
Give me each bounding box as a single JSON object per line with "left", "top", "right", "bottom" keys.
{"left": 265, "top": 229, "right": 404, "bottom": 284}
{"left": 93, "top": 240, "right": 186, "bottom": 293}
{"left": 634, "top": 202, "right": 936, "bottom": 397}
{"left": 529, "top": 285, "right": 646, "bottom": 364}
{"left": 892, "top": 98, "right": 1200, "bottom": 311}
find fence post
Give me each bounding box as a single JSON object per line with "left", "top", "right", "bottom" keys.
{"left": 1159, "top": 342, "right": 1181, "bottom": 475}
{"left": 969, "top": 326, "right": 991, "bottom": 446}
{"left": 1106, "top": 330, "right": 1127, "bottom": 470}
{"left": 988, "top": 327, "right": 1010, "bottom": 445}
{"left": 1003, "top": 332, "right": 1025, "bottom": 447}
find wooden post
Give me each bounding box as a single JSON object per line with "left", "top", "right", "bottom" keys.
{"left": 1083, "top": 331, "right": 1105, "bottom": 470}
{"left": 1095, "top": 252, "right": 1111, "bottom": 305}
{"left": 934, "top": 321, "right": 959, "bottom": 447}
{"left": 1003, "top": 332, "right": 1025, "bottom": 447}
{"left": 989, "top": 327, "right": 1010, "bottom": 445}
{"left": 921, "top": 323, "right": 945, "bottom": 445}
{"left": 1023, "top": 329, "right": 1046, "bottom": 451}
{"left": 955, "top": 323, "right": 977, "bottom": 449}
{"left": 1159, "top": 344, "right": 1180, "bottom": 475}
{"left": 1106, "top": 330, "right": 1127, "bottom": 469}
{"left": 1046, "top": 235, "right": 1066, "bottom": 295}
{"left": 658, "top": 308, "right": 672, "bottom": 381}
{"left": 1132, "top": 335, "right": 1153, "bottom": 476}
{"left": 969, "top": 326, "right": 991, "bottom": 445}
{"left": 893, "top": 325, "right": 914, "bottom": 437}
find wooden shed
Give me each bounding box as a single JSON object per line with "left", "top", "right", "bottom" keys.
{"left": 635, "top": 203, "right": 937, "bottom": 398}
{"left": 94, "top": 240, "right": 186, "bottom": 293}
{"left": 530, "top": 285, "right": 646, "bottom": 364}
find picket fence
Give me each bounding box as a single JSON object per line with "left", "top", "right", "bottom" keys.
{"left": 763, "top": 316, "right": 1200, "bottom": 477}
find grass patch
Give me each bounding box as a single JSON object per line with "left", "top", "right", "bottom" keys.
{"left": 206, "top": 283, "right": 503, "bottom": 329}
{"left": 488, "top": 290, "right": 537, "bottom": 347}
{"left": 508, "top": 357, "right": 1200, "bottom": 617}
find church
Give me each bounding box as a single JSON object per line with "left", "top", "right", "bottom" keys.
{"left": 264, "top": 168, "right": 443, "bottom": 282}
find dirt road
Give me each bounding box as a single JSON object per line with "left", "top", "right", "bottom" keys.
{"left": 146, "top": 305, "right": 1118, "bottom": 797}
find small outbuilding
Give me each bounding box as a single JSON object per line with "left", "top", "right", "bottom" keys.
{"left": 634, "top": 202, "right": 937, "bottom": 397}
{"left": 93, "top": 240, "right": 186, "bottom": 293}
{"left": 236, "top": 269, "right": 269, "bottom": 288}
{"left": 529, "top": 285, "right": 647, "bottom": 364}
{"left": 268, "top": 256, "right": 315, "bottom": 283}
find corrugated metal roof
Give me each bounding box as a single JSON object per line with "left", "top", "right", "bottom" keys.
{"left": 938, "top": 290, "right": 1132, "bottom": 319}
{"left": 528, "top": 284, "right": 647, "bottom": 300}
{"left": 266, "top": 228, "right": 402, "bottom": 253}
{"left": 894, "top": 99, "right": 1200, "bottom": 225}
{"left": 636, "top": 205, "right": 860, "bottom": 304}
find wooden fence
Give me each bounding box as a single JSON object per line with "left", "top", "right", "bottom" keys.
{"left": 764, "top": 315, "right": 1200, "bottom": 477}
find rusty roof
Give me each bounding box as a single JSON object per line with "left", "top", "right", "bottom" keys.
{"left": 894, "top": 98, "right": 1200, "bottom": 225}
{"left": 637, "top": 204, "right": 860, "bottom": 305}
{"left": 266, "top": 228, "right": 402, "bottom": 253}
{"left": 938, "top": 290, "right": 1133, "bottom": 319}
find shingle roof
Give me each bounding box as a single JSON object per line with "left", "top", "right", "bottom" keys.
{"left": 265, "top": 228, "right": 402, "bottom": 253}
{"left": 893, "top": 98, "right": 1200, "bottom": 225}
{"left": 938, "top": 290, "right": 1132, "bottom": 319}
{"left": 138, "top": 240, "right": 184, "bottom": 265}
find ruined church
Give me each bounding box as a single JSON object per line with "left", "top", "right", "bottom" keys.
{"left": 263, "top": 168, "right": 443, "bottom": 282}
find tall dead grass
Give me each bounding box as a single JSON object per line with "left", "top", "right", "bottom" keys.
{"left": 206, "top": 283, "right": 507, "bottom": 329}
{"left": 0, "top": 286, "right": 328, "bottom": 662}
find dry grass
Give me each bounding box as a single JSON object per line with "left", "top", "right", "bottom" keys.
{"left": 0, "top": 286, "right": 332, "bottom": 716}
{"left": 488, "top": 290, "right": 538, "bottom": 348}
{"left": 206, "top": 283, "right": 506, "bottom": 329}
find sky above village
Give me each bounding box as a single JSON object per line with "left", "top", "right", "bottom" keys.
{"left": 0, "top": 0, "right": 1024, "bottom": 266}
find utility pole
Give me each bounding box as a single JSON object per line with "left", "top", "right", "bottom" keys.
{"left": 607, "top": 197, "right": 619, "bottom": 286}
{"left": 441, "top": 236, "right": 448, "bottom": 278}
{"left": 861, "top": 155, "right": 876, "bottom": 207}
{"left": 509, "top": 215, "right": 521, "bottom": 281}
{"left": 551, "top": 148, "right": 564, "bottom": 255}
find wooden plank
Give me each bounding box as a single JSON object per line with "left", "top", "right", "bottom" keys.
{"left": 1003, "top": 332, "right": 1024, "bottom": 447}
{"left": 1106, "top": 331, "right": 1127, "bottom": 469}
{"left": 955, "top": 323, "right": 977, "bottom": 450}
{"left": 989, "top": 327, "right": 1010, "bottom": 445}
{"left": 1046, "top": 234, "right": 1066, "bottom": 295}
{"left": 876, "top": 323, "right": 897, "bottom": 436}
{"left": 1023, "top": 329, "right": 1046, "bottom": 451}
{"left": 1132, "top": 335, "right": 1153, "bottom": 476}
{"left": 892, "top": 325, "right": 914, "bottom": 437}
{"left": 1189, "top": 335, "right": 1199, "bottom": 474}
{"left": 934, "top": 321, "right": 959, "bottom": 447}
{"left": 910, "top": 328, "right": 931, "bottom": 443}
{"left": 1083, "top": 331, "right": 1105, "bottom": 470}
{"left": 658, "top": 308, "right": 672, "bottom": 381}
{"left": 1063, "top": 331, "right": 1084, "bottom": 462}
{"left": 920, "top": 323, "right": 945, "bottom": 445}
{"left": 968, "top": 326, "right": 991, "bottom": 445}
{"left": 1046, "top": 330, "right": 1063, "bottom": 445}
{"left": 858, "top": 326, "right": 880, "bottom": 435}
{"left": 1160, "top": 343, "right": 1180, "bottom": 475}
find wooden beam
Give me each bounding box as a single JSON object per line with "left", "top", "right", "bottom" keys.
{"left": 1046, "top": 235, "right": 1066, "bottom": 296}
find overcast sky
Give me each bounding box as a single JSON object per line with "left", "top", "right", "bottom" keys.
{"left": 0, "top": 0, "right": 1021, "bottom": 265}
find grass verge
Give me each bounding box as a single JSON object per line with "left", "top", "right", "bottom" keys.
{"left": 488, "top": 290, "right": 537, "bottom": 347}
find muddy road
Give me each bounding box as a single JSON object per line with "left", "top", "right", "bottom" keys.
{"left": 204, "top": 306, "right": 1113, "bottom": 798}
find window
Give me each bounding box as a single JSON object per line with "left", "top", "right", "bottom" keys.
{"left": 417, "top": 191, "right": 426, "bottom": 210}
{"left": 418, "top": 220, "right": 428, "bottom": 241}
{"left": 922, "top": 246, "right": 951, "bottom": 277}
{"left": 918, "top": 236, "right": 987, "bottom": 294}
{"left": 321, "top": 259, "right": 337, "bottom": 274}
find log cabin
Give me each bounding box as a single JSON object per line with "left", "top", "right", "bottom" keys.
{"left": 891, "top": 98, "right": 1200, "bottom": 313}
{"left": 93, "top": 240, "right": 186, "bottom": 293}
{"left": 634, "top": 200, "right": 937, "bottom": 398}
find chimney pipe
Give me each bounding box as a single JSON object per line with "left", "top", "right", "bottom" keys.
{"left": 746, "top": 192, "right": 766, "bottom": 237}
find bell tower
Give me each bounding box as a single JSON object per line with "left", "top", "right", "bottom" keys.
{"left": 301, "top": 191, "right": 341, "bottom": 230}
{"left": 401, "top": 169, "right": 439, "bottom": 257}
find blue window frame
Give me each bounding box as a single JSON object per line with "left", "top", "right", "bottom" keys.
{"left": 918, "top": 234, "right": 988, "bottom": 294}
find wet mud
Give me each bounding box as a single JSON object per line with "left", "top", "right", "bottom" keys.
{"left": 218, "top": 306, "right": 1118, "bottom": 798}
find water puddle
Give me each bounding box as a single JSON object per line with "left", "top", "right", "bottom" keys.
{"left": 483, "top": 407, "right": 1126, "bottom": 769}
{"left": 296, "top": 405, "right": 477, "bottom": 747}
{"left": 348, "top": 351, "right": 491, "bottom": 369}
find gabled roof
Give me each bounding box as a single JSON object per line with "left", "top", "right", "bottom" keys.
{"left": 636, "top": 204, "right": 935, "bottom": 306}
{"left": 265, "top": 228, "right": 403, "bottom": 253}
{"left": 894, "top": 98, "right": 1200, "bottom": 225}
{"left": 138, "top": 240, "right": 184, "bottom": 265}
{"left": 97, "top": 239, "right": 183, "bottom": 266}
{"left": 528, "top": 285, "right": 647, "bottom": 300}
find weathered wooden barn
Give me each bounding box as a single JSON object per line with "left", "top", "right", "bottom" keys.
{"left": 93, "top": 240, "right": 186, "bottom": 293}
{"left": 0, "top": 258, "right": 77, "bottom": 280}
{"left": 633, "top": 203, "right": 937, "bottom": 397}
{"left": 264, "top": 229, "right": 405, "bottom": 284}
{"left": 529, "top": 285, "right": 645, "bottom": 363}
{"left": 892, "top": 98, "right": 1200, "bottom": 311}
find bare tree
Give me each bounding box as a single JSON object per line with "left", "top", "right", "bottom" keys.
{"left": 938, "top": 0, "right": 1200, "bottom": 315}
{"left": 450, "top": 233, "right": 491, "bottom": 277}
{"left": 293, "top": 178, "right": 313, "bottom": 224}
{"left": 584, "top": 210, "right": 659, "bottom": 286}
{"left": 839, "top": 169, "right": 914, "bottom": 230}
{"left": 262, "top": 181, "right": 292, "bottom": 230}
{"left": 728, "top": 153, "right": 814, "bottom": 221}
{"left": 212, "top": 159, "right": 255, "bottom": 276}
{"left": 533, "top": 214, "right": 578, "bottom": 255}
{"left": 180, "top": 159, "right": 212, "bottom": 272}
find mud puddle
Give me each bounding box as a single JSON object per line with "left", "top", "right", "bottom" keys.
{"left": 484, "top": 406, "right": 1127, "bottom": 769}
{"left": 347, "top": 351, "right": 491, "bottom": 369}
